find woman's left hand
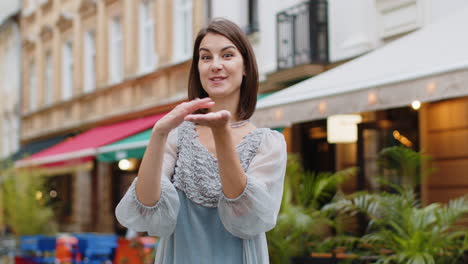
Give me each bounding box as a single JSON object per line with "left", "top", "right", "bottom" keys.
{"left": 184, "top": 110, "right": 231, "bottom": 129}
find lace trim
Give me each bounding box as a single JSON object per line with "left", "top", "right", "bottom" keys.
{"left": 172, "top": 121, "right": 267, "bottom": 207}
{"left": 130, "top": 179, "right": 166, "bottom": 216}
{"left": 220, "top": 174, "right": 252, "bottom": 202}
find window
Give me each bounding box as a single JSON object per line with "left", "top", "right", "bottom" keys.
{"left": 139, "top": 1, "right": 156, "bottom": 72}
{"left": 247, "top": 0, "right": 259, "bottom": 34}
{"left": 110, "top": 16, "right": 123, "bottom": 83}
{"left": 84, "top": 30, "right": 96, "bottom": 93}
{"left": 62, "top": 41, "right": 73, "bottom": 100}
{"left": 28, "top": 0, "right": 36, "bottom": 10}
{"left": 44, "top": 52, "right": 53, "bottom": 105}
{"left": 204, "top": 0, "right": 211, "bottom": 25}
{"left": 29, "top": 61, "right": 37, "bottom": 111}
{"left": 173, "top": 0, "right": 192, "bottom": 61}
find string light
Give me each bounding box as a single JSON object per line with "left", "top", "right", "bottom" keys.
{"left": 118, "top": 159, "right": 131, "bottom": 170}
{"left": 35, "top": 191, "right": 43, "bottom": 200}
{"left": 318, "top": 101, "right": 327, "bottom": 114}
{"left": 393, "top": 130, "right": 413, "bottom": 147}
{"left": 411, "top": 100, "right": 421, "bottom": 110}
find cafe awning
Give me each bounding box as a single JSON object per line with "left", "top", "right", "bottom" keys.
{"left": 16, "top": 112, "right": 166, "bottom": 167}
{"left": 97, "top": 128, "right": 152, "bottom": 162}
{"left": 9, "top": 134, "right": 74, "bottom": 162}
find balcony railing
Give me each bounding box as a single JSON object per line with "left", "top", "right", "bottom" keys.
{"left": 276, "top": 0, "right": 328, "bottom": 70}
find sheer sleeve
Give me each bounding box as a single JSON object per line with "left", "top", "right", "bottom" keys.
{"left": 115, "top": 129, "right": 180, "bottom": 237}
{"left": 218, "top": 130, "right": 287, "bottom": 239}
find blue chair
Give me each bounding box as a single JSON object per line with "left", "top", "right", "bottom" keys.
{"left": 36, "top": 236, "right": 56, "bottom": 264}
{"left": 85, "top": 234, "right": 117, "bottom": 263}
{"left": 20, "top": 235, "right": 41, "bottom": 263}
{"left": 72, "top": 233, "right": 117, "bottom": 264}
{"left": 72, "top": 233, "right": 94, "bottom": 264}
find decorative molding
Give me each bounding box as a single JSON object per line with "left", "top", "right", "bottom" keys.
{"left": 79, "top": 0, "right": 98, "bottom": 16}
{"left": 39, "top": 0, "right": 53, "bottom": 11}
{"left": 55, "top": 12, "right": 74, "bottom": 31}
{"left": 22, "top": 36, "right": 37, "bottom": 50}
{"left": 104, "top": 0, "right": 121, "bottom": 6}
{"left": 22, "top": 7, "right": 36, "bottom": 19}
{"left": 40, "top": 24, "right": 54, "bottom": 40}
{"left": 376, "top": 0, "right": 425, "bottom": 39}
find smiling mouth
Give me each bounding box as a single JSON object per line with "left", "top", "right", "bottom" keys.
{"left": 209, "top": 77, "right": 227, "bottom": 82}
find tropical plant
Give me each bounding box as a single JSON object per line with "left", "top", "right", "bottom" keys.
{"left": 378, "top": 146, "right": 433, "bottom": 190}
{"left": 325, "top": 144, "right": 467, "bottom": 264}
{"left": 325, "top": 185, "right": 468, "bottom": 264}
{"left": 0, "top": 160, "right": 57, "bottom": 236}
{"left": 267, "top": 154, "right": 356, "bottom": 264}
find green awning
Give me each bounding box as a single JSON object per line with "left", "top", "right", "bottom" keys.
{"left": 273, "top": 127, "right": 284, "bottom": 133}
{"left": 97, "top": 129, "right": 152, "bottom": 162}
{"left": 257, "top": 92, "right": 274, "bottom": 101}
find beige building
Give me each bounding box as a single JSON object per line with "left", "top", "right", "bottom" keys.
{"left": 0, "top": 1, "right": 21, "bottom": 161}
{"left": 19, "top": 0, "right": 209, "bottom": 232}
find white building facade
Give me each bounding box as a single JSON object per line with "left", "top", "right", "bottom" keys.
{"left": 211, "top": 0, "right": 467, "bottom": 81}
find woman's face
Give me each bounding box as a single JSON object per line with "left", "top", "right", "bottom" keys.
{"left": 198, "top": 33, "right": 245, "bottom": 100}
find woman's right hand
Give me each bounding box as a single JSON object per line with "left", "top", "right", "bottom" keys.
{"left": 152, "top": 97, "right": 214, "bottom": 135}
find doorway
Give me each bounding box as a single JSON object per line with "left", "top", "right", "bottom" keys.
{"left": 300, "top": 120, "right": 336, "bottom": 173}
{"left": 357, "top": 107, "right": 419, "bottom": 191}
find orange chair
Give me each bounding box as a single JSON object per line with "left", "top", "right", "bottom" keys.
{"left": 55, "top": 236, "right": 78, "bottom": 263}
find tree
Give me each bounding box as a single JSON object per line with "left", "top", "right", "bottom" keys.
{"left": 0, "top": 160, "right": 57, "bottom": 236}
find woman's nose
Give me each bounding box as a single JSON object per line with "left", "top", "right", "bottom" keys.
{"left": 211, "top": 57, "right": 222, "bottom": 71}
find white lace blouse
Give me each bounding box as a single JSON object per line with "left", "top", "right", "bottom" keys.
{"left": 115, "top": 121, "right": 287, "bottom": 264}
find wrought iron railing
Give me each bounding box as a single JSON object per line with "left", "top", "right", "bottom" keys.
{"left": 276, "top": 0, "right": 329, "bottom": 70}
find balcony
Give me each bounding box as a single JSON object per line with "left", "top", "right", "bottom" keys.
{"left": 276, "top": 0, "right": 328, "bottom": 70}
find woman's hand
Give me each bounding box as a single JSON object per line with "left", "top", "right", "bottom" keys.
{"left": 184, "top": 110, "right": 231, "bottom": 130}
{"left": 153, "top": 98, "right": 215, "bottom": 134}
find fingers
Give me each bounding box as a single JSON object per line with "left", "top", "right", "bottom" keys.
{"left": 184, "top": 110, "right": 231, "bottom": 123}
{"left": 183, "top": 98, "right": 214, "bottom": 113}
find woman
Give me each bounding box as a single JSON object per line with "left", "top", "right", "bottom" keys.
{"left": 116, "top": 18, "right": 287, "bottom": 263}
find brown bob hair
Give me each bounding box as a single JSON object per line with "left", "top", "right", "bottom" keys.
{"left": 188, "top": 18, "right": 259, "bottom": 120}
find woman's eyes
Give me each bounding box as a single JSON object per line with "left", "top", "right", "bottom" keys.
{"left": 200, "top": 53, "right": 234, "bottom": 60}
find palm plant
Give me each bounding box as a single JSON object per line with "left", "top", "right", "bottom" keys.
{"left": 267, "top": 154, "right": 355, "bottom": 264}
{"left": 324, "top": 147, "right": 468, "bottom": 264}
{"left": 378, "top": 146, "right": 433, "bottom": 190}
{"left": 326, "top": 186, "right": 468, "bottom": 264}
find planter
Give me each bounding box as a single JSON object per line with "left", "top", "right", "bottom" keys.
{"left": 291, "top": 256, "right": 329, "bottom": 264}
{"left": 291, "top": 253, "right": 360, "bottom": 264}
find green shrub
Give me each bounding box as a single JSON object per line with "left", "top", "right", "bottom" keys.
{"left": 0, "top": 160, "right": 57, "bottom": 236}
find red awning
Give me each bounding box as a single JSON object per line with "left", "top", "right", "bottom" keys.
{"left": 17, "top": 112, "right": 166, "bottom": 167}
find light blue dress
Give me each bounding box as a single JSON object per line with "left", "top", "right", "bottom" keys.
{"left": 116, "top": 122, "right": 287, "bottom": 264}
